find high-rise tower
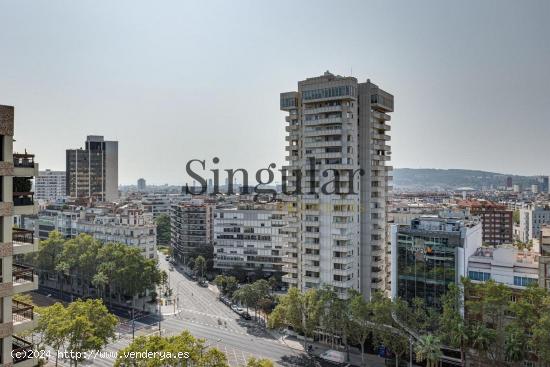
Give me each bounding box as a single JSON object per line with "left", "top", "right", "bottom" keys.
{"left": 66, "top": 135, "right": 118, "bottom": 202}
{"left": 280, "top": 72, "right": 393, "bottom": 298}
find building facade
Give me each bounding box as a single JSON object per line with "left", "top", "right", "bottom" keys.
{"left": 519, "top": 204, "right": 550, "bottom": 242}
{"left": 0, "top": 105, "right": 40, "bottom": 367}
{"left": 458, "top": 200, "right": 513, "bottom": 245}
{"left": 280, "top": 71, "right": 393, "bottom": 298}
{"left": 35, "top": 169, "right": 66, "bottom": 202}
{"left": 540, "top": 226, "right": 550, "bottom": 291}
{"left": 66, "top": 135, "right": 118, "bottom": 202}
{"left": 467, "top": 246, "right": 538, "bottom": 289}
{"left": 75, "top": 207, "right": 157, "bottom": 259}
{"left": 26, "top": 203, "right": 156, "bottom": 258}
{"left": 213, "top": 203, "right": 287, "bottom": 275}
{"left": 170, "top": 200, "right": 214, "bottom": 264}
{"left": 391, "top": 215, "right": 481, "bottom": 308}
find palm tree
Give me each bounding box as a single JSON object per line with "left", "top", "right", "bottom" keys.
{"left": 55, "top": 261, "right": 70, "bottom": 300}
{"left": 92, "top": 272, "right": 108, "bottom": 300}
{"left": 415, "top": 334, "right": 443, "bottom": 367}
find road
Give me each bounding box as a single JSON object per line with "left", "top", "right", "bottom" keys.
{"left": 44, "top": 254, "right": 302, "bottom": 367}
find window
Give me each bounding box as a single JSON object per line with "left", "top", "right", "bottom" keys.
{"left": 468, "top": 271, "right": 491, "bottom": 281}
{"left": 513, "top": 276, "right": 537, "bottom": 287}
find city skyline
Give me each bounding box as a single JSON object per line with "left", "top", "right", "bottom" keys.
{"left": 2, "top": 0, "right": 549, "bottom": 185}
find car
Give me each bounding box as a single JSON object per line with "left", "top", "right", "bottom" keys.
{"left": 165, "top": 256, "right": 170, "bottom": 261}
{"left": 198, "top": 281, "right": 208, "bottom": 288}
{"left": 241, "top": 312, "right": 252, "bottom": 320}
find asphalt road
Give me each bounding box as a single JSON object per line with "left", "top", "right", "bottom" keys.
{"left": 43, "top": 254, "right": 302, "bottom": 367}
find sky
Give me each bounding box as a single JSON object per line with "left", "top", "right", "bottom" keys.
{"left": 1, "top": 0, "right": 549, "bottom": 185}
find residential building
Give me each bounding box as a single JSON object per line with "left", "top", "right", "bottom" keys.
{"left": 170, "top": 200, "right": 214, "bottom": 264}
{"left": 391, "top": 215, "right": 481, "bottom": 308}
{"left": 540, "top": 226, "right": 550, "bottom": 291}
{"left": 137, "top": 178, "right": 146, "bottom": 192}
{"left": 519, "top": 204, "right": 550, "bottom": 242}
{"left": 76, "top": 205, "right": 157, "bottom": 259}
{"left": 213, "top": 202, "right": 287, "bottom": 274}
{"left": 66, "top": 135, "right": 118, "bottom": 202}
{"left": 35, "top": 169, "right": 66, "bottom": 202}
{"left": 0, "top": 104, "right": 40, "bottom": 367}
{"left": 458, "top": 200, "right": 513, "bottom": 245}
{"left": 280, "top": 72, "right": 393, "bottom": 298}
{"left": 141, "top": 194, "right": 186, "bottom": 218}
{"left": 25, "top": 203, "right": 157, "bottom": 258}
{"left": 467, "top": 246, "right": 538, "bottom": 288}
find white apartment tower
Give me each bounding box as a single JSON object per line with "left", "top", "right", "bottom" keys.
{"left": 280, "top": 72, "right": 393, "bottom": 299}
{"left": 35, "top": 169, "right": 66, "bottom": 202}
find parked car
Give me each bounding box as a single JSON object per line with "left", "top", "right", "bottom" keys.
{"left": 241, "top": 312, "right": 252, "bottom": 320}
{"left": 165, "top": 256, "right": 170, "bottom": 261}
{"left": 198, "top": 280, "right": 208, "bottom": 288}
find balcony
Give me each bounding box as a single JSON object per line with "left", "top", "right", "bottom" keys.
{"left": 13, "top": 153, "right": 39, "bottom": 178}
{"left": 12, "top": 336, "right": 35, "bottom": 367}
{"left": 12, "top": 228, "right": 38, "bottom": 255}
{"left": 13, "top": 264, "right": 38, "bottom": 293}
{"left": 13, "top": 192, "right": 37, "bottom": 215}
{"left": 13, "top": 300, "right": 36, "bottom": 334}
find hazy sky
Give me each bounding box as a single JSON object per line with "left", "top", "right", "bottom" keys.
{"left": 1, "top": 0, "right": 549, "bottom": 184}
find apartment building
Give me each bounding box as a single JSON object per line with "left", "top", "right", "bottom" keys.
{"left": 66, "top": 135, "right": 118, "bottom": 202}
{"left": 467, "top": 246, "right": 538, "bottom": 288}
{"left": 0, "top": 105, "right": 40, "bottom": 367}
{"left": 458, "top": 200, "right": 513, "bottom": 245}
{"left": 519, "top": 204, "right": 550, "bottom": 242}
{"left": 25, "top": 203, "right": 157, "bottom": 258}
{"left": 213, "top": 202, "right": 287, "bottom": 275}
{"left": 34, "top": 169, "right": 66, "bottom": 202}
{"left": 391, "top": 215, "right": 481, "bottom": 308}
{"left": 170, "top": 200, "right": 214, "bottom": 264}
{"left": 540, "top": 226, "right": 550, "bottom": 291}
{"left": 280, "top": 71, "right": 393, "bottom": 298}
{"left": 75, "top": 205, "right": 157, "bottom": 259}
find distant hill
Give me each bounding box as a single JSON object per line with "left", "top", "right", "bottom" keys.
{"left": 393, "top": 168, "right": 539, "bottom": 191}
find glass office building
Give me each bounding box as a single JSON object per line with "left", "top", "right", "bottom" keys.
{"left": 391, "top": 215, "right": 481, "bottom": 309}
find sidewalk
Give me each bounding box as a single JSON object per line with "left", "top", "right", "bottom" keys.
{"left": 267, "top": 329, "right": 388, "bottom": 367}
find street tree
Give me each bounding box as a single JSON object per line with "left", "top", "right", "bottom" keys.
{"left": 36, "top": 303, "right": 69, "bottom": 367}
{"left": 115, "top": 330, "right": 229, "bottom": 367}
{"left": 415, "top": 334, "right": 443, "bottom": 367}
{"left": 194, "top": 255, "right": 206, "bottom": 279}
{"left": 155, "top": 214, "right": 171, "bottom": 247}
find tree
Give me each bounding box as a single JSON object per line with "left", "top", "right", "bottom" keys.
{"left": 37, "top": 299, "right": 117, "bottom": 367}
{"left": 36, "top": 303, "right": 69, "bottom": 367}
{"left": 64, "top": 299, "right": 118, "bottom": 366}
{"left": 438, "top": 283, "right": 467, "bottom": 362}
{"left": 115, "top": 330, "right": 229, "bottom": 367}
{"left": 415, "top": 334, "right": 443, "bottom": 367}
{"left": 347, "top": 289, "right": 371, "bottom": 364}
{"left": 55, "top": 261, "right": 70, "bottom": 299}
{"left": 194, "top": 255, "right": 206, "bottom": 279}
{"left": 465, "top": 279, "right": 511, "bottom": 364}
{"left": 247, "top": 357, "right": 274, "bottom": 367}
{"left": 370, "top": 292, "right": 409, "bottom": 367}
{"left": 155, "top": 214, "right": 171, "bottom": 247}
{"left": 269, "top": 287, "right": 320, "bottom": 347}
{"left": 91, "top": 272, "right": 108, "bottom": 299}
